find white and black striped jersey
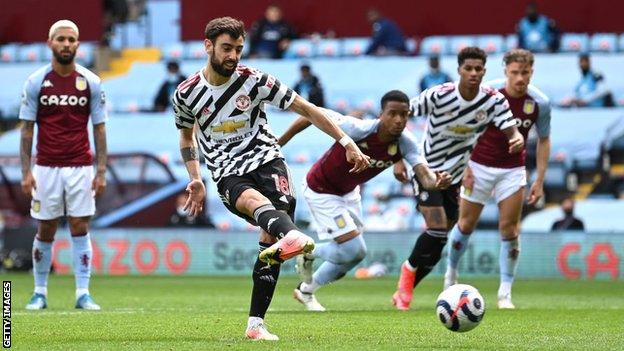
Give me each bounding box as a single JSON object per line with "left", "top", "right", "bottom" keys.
{"left": 172, "top": 64, "right": 297, "bottom": 183}
{"left": 412, "top": 82, "right": 516, "bottom": 184}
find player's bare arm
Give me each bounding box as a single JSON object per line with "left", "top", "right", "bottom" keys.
{"left": 20, "top": 121, "right": 36, "bottom": 196}
{"left": 502, "top": 125, "right": 524, "bottom": 154}
{"left": 413, "top": 164, "right": 452, "bottom": 190}
{"left": 287, "top": 95, "right": 370, "bottom": 173}
{"left": 277, "top": 115, "right": 311, "bottom": 146}
{"left": 528, "top": 136, "right": 551, "bottom": 205}
{"left": 393, "top": 160, "right": 410, "bottom": 184}
{"left": 179, "top": 126, "right": 205, "bottom": 216}
{"left": 92, "top": 123, "right": 107, "bottom": 197}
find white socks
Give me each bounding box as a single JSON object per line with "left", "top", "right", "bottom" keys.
{"left": 499, "top": 238, "right": 520, "bottom": 297}
{"left": 447, "top": 224, "right": 472, "bottom": 270}
{"left": 72, "top": 234, "right": 93, "bottom": 297}
{"left": 32, "top": 238, "right": 53, "bottom": 296}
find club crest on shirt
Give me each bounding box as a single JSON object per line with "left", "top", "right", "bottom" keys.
{"left": 388, "top": 143, "right": 398, "bottom": 156}
{"left": 32, "top": 200, "right": 41, "bottom": 213}
{"left": 201, "top": 106, "right": 212, "bottom": 116}
{"left": 235, "top": 94, "right": 251, "bottom": 111}
{"left": 334, "top": 215, "right": 347, "bottom": 229}
{"left": 475, "top": 109, "right": 487, "bottom": 121}
{"left": 523, "top": 100, "right": 535, "bottom": 115}
{"left": 75, "top": 77, "right": 87, "bottom": 91}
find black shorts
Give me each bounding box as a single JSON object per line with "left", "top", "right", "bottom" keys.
{"left": 412, "top": 178, "right": 461, "bottom": 224}
{"left": 216, "top": 158, "right": 296, "bottom": 225}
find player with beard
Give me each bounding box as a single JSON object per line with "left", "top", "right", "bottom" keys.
{"left": 443, "top": 49, "right": 552, "bottom": 309}
{"left": 171, "top": 17, "right": 369, "bottom": 340}
{"left": 20, "top": 20, "right": 108, "bottom": 310}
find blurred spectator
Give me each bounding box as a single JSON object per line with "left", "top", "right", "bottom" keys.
{"left": 103, "top": 0, "right": 129, "bottom": 46}
{"left": 154, "top": 61, "right": 185, "bottom": 112}
{"left": 248, "top": 5, "right": 297, "bottom": 59}
{"left": 419, "top": 55, "right": 452, "bottom": 92}
{"left": 551, "top": 198, "right": 585, "bottom": 231}
{"left": 365, "top": 9, "right": 407, "bottom": 56}
{"left": 168, "top": 193, "right": 213, "bottom": 227}
{"left": 293, "top": 64, "right": 325, "bottom": 107}
{"left": 516, "top": 2, "right": 560, "bottom": 53}
{"left": 560, "top": 54, "right": 614, "bottom": 108}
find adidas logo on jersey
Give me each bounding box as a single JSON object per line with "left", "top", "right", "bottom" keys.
{"left": 40, "top": 94, "right": 88, "bottom": 106}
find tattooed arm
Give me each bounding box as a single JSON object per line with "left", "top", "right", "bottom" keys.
{"left": 20, "top": 121, "right": 36, "bottom": 196}
{"left": 92, "top": 123, "right": 108, "bottom": 196}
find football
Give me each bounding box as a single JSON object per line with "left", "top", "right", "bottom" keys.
{"left": 436, "top": 284, "right": 485, "bottom": 332}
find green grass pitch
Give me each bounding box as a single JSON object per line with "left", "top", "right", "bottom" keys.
{"left": 6, "top": 273, "right": 624, "bottom": 350}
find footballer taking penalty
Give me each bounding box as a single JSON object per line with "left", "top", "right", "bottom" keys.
{"left": 172, "top": 17, "right": 369, "bottom": 340}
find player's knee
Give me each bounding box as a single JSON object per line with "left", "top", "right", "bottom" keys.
{"left": 498, "top": 220, "right": 519, "bottom": 238}
{"left": 68, "top": 217, "right": 90, "bottom": 235}
{"left": 337, "top": 235, "right": 367, "bottom": 264}
{"left": 37, "top": 220, "right": 58, "bottom": 240}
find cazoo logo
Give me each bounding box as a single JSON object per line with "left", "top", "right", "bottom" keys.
{"left": 369, "top": 158, "right": 394, "bottom": 168}
{"left": 40, "top": 94, "right": 88, "bottom": 106}
{"left": 515, "top": 118, "right": 533, "bottom": 129}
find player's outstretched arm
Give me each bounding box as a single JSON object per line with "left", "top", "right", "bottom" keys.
{"left": 92, "top": 123, "right": 108, "bottom": 197}
{"left": 413, "top": 164, "right": 452, "bottom": 190}
{"left": 288, "top": 95, "right": 370, "bottom": 173}
{"left": 502, "top": 126, "right": 524, "bottom": 154}
{"left": 179, "top": 126, "right": 205, "bottom": 216}
{"left": 20, "top": 121, "right": 36, "bottom": 196}
{"left": 528, "top": 136, "right": 551, "bottom": 205}
{"left": 277, "top": 116, "right": 311, "bottom": 146}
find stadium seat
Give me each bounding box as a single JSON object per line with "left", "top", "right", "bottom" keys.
{"left": 476, "top": 35, "right": 505, "bottom": 54}
{"left": 0, "top": 44, "right": 19, "bottom": 62}
{"left": 448, "top": 36, "right": 477, "bottom": 54}
{"left": 590, "top": 33, "right": 617, "bottom": 53}
{"left": 341, "top": 37, "right": 370, "bottom": 56}
{"left": 17, "top": 43, "right": 45, "bottom": 62}
{"left": 161, "top": 42, "right": 185, "bottom": 60}
{"left": 283, "top": 39, "right": 315, "bottom": 58}
{"left": 405, "top": 38, "right": 417, "bottom": 55}
{"left": 184, "top": 41, "right": 205, "bottom": 60}
{"left": 560, "top": 33, "right": 590, "bottom": 53}
{"left": 419, "top": 36, "right": 449, "bottom": 55}
{"left": 505, "top": 34, "right": 518, "bottom": 51}
{"left": 317, "top": 39, "right": 341, "bottom": 57}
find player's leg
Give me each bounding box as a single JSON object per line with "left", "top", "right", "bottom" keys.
{"left": 246, "top": 230, "right": 280, "bottom": 340}
{"left": 393, "top": 185, "right": 449, "bottom": 310}
{"left": 65, "top": 166, "right": 100, "bottom": 310}
{"left": 444, "top": 198, "right": 484, "bottom": 289}
{"left": 238, "top": 160, "right": 314, "bottom": 265}
{"left": 66, "top": 216, "right": 100, "bottom": 310}
{"left": 294, "top": 185, "right": 365, "bottom": 310}
{"left": 26, "top": 165, "right": 63, "bottom": 310}
{"left": 26, "top": 219, "right": 58, "bottom": 310}
{"left": 296, "top": 232, "right": 367, "bottom": 311}
{"left": 445, "top": 162, "right": 494, "bottom": 289}
{"left": 494, "top": 172, "right": 525, "bottom": 309}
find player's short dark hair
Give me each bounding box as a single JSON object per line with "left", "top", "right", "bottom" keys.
{"left": 380, "top": 90, "right": 409, "bottom": 110}
{"left": 204, "top": 17, "right": 246, "bottom": 42}
{"left": 503, "top": 49, "right": 534, "bottom": 66}
{"left": 457, "top": 47, "right": 487, "bottom": 66}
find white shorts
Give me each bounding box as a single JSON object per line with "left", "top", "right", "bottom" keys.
{"left": 303, "top": 180, "right": 363, "bottom": 241}
{"left": 31, "top": 165, "right": 96, "bottom": 220}
{"left": 460, "top": 160, "right": 527, "bottom": 205}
